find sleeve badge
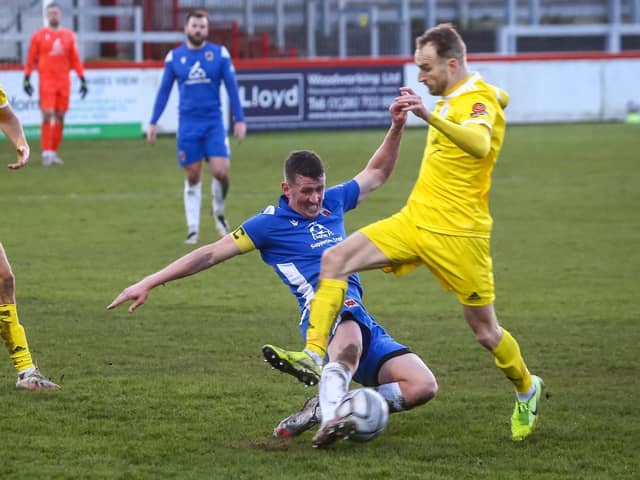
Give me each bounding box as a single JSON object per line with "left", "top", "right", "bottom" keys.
{"left": 470, "top": 102, "right": 488, "bottom": 117}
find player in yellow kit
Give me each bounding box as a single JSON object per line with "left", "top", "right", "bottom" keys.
{"left": 264, "top": 24, "right": 543, "bottom": 444}
{"left": 0, "top": 84, "right": 59, "bottom": 390}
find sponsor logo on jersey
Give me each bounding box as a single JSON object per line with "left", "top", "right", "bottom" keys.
{"left": 180, "top": 56, "right": 186, "bottom": 64}
{"left": 467, "top": 291, "right": 481, "bottom": 301}
{"left": 470, "top": 102, "right": 488, "bottom": 117}
{"left": 440, "top": 103, "right": 449, "bottom": 117}
{"left": 50, "top": 38, "right": 65, "bottom": 56}
{"left": 290, "top": 219, "right": 299, "bottom": 226}
{"left": 308, "top": 222, "right": 343, "bottom": 249}
{"left": 185, "top": 60, "right": 210, "bottom": 85}
{"left": 309, "top": 222, "right": 332, "bottom": 241}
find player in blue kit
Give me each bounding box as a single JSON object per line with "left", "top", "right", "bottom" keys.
{"left": 107, "top": 97, "right": 437, "bottom": 447}
{"left": 148, "top": 9, "right": 246, "bottom": 244}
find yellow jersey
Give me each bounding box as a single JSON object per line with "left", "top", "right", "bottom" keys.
{"left": 0, "top": 84, "right": 8, "bottom": 108}
{"left": 404, "top": 73, "right": 508, "bottom": 238}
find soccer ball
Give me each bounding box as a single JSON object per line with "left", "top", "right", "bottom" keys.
{"left": 334, "top": 387, "right": 389, "bottom": 442}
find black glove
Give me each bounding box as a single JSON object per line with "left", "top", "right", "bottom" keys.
{"left": 23, "top": 76, "right": 33, "bottom": 97}
{"left": 79, "top": 77, "right": 88, "bottom": 99}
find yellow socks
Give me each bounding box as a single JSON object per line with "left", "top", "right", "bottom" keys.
{"left": 304, "top": 279, "right": 347, "bottom": 358}
{"left": 0, "top": 304, "right": 35, "bottom": 372}
{"left": 492, "top": 328, "right": 532, "bottom": 394}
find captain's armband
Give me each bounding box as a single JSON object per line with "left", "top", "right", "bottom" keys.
{"left": 230, "top": 226, "right": 256, "bottom": 253}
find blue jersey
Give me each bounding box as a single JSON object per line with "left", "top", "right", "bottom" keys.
{"left": 238, "top": 179, "right": 411, "bottom": 386}
{"left": 241, "top": 180, "right": 363, "bottom": 314}
{"left": 150, "top": 42, "right": 244, "bottom": 128}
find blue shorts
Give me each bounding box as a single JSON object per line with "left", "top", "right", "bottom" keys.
{"left": 300, "top": 298, "right": 410, "bottom": 387}
{"left": 176, "top": 121, "right": 230, "bottom": 167}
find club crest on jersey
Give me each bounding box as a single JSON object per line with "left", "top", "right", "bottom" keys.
{"left": 205, "top": 51, "right": 214, "bottom": 61}
{"left": 471, "top": 102, "right": 488, "bottom": 117}
{"left": 344, "top": 299, "right": 359, "bottom": 308}
{"left": 180, "top": 56, "right": 186, "bottom": 64}
{"left": 320, "top": 208, "right": 331, "bottom": 216}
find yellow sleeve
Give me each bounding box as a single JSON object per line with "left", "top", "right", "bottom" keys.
{"left": 427, "top": 112, "right": 491, "bottom": 158}
{"left": 495, "top": 87, "right": 510, "bottom": 109}
{"left": 0, "top": 85, "right": 8, "bottom": 108}
{"left": 230, "top": 226, "right": 257, "bottom": 253}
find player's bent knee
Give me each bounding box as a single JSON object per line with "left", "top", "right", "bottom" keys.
{"left": 320, "top": 246, "right": 347, "bottom": 276}
{"left": 422, "top": 374, "right": 439, "bottom": 402}
{"left": 417, "top": 373, "right": 439, "bottom": 405}
{"left": 402, "top": 370, "right": 438, "bottom": 409}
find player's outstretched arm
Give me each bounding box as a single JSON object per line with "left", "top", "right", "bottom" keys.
{"left": 107, "top": 235, "right": 241, "bottom": 313}
{"left": 0, "top": 104, "right": 30, "bottom": 170}
{"left": 398, "top": 86, "right": 491, "bottom": 158}
{"left": 397, "top": 87, "right": 430, "bottom": 121}
{"left": 353, "top": 94, "right": 408, "bottom": 202}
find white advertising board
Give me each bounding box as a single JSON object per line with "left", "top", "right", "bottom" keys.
{"left": 1, "top": 56, "right": 639, "bottom": 139}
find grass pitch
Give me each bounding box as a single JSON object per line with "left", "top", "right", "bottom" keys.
{"left": 0, "top": 123, "right": 638, "bottom": 479}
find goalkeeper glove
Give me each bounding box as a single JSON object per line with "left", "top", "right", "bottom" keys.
{"left": 23, "top": 76, "right": 33, "bottom": 97}
{"left": 79, "top": 77, "right": 88, "bottom": 99}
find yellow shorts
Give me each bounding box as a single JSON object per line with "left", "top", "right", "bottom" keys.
{"left": 359, "top": 210, "right": 495, "bottom": 306}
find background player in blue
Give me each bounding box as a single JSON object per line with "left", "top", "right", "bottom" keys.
{"left": 107, "top": 97, "right": 437, "bottom": 446}
{"left": 148, "top": 9, "right": 247, "bottom": 244}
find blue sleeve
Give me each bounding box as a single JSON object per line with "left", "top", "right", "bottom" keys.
{"left": 150, "top": 52, "right": 176, "bottom": 124}
{"left": 240, "top": 209, "right": 274, "bottom": 249}
{"left": 326, "top": 179, "right": 360, "bottom": 214}
{"left": 220, "top": 47, "right": 245, "bottom": 122}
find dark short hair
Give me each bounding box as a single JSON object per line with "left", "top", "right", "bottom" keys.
{"left": 416, "top": 23, "right": 466, "bottom": 63}
{"left": 185, "top": 9, "right": 208, "bottom": 24}
{"left": 284, "top": 150, "right": 325, "bottom": 183}
{"left": 46, "top": 2, "right": 62, "bottom": 10}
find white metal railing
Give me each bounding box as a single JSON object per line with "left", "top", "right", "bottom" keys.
{"left": 198, "top": 0, "right": 640, "bottom": 31}
{"left": 2, "top": 2, "right": 640, "bottom": 62}
{"left": 496, "top": 23, "right": 640, "bottom": 54}
{"left": 3, "top": 6, "right": 183, "bottom": 63}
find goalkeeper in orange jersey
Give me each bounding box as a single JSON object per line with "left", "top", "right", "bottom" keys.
{"left": 0, "top": 83, "right": 60, "bottom": 390}
{"left": 265, "top": 24, "right": 544, "bottom": 445}
{"left": 23, "top": 2, "right": 87, "bottom": 166}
